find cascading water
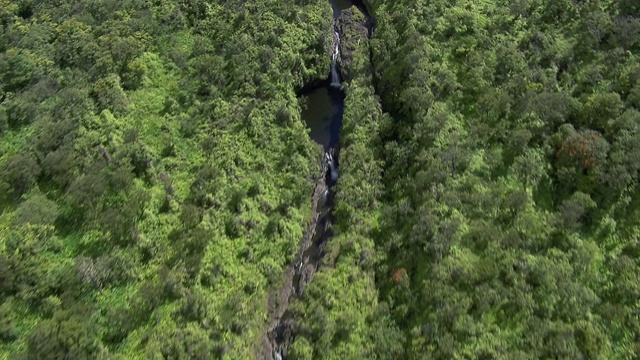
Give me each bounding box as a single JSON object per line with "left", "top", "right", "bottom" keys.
{"left": 330, "top": 31, "right": 342, "bottom": 89}
{"left": 326, "top": 152, "right": 338, "bottom": 184}
{"left": 259, "top": 1, "right": 373, "bottom": 359}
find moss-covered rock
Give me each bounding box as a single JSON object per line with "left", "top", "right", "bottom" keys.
{"left": 336, "top": 8, "right": 370, "bottom": 83}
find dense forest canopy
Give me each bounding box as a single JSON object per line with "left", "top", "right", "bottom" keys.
{"left": 1, "top": 0, "right": 333, "bottom": 358}
{"left": 1, "top": 0, "right": 639, "bottom": 359}
{"left": 293, "top": 0, "right": 640, "bottom": 359}
{"left": 364, "top": 0, "right": 640, "bottom": 358}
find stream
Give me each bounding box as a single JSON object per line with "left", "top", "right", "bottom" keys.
{"left": 259, "top": 1, "right": 373, "bottom": 359}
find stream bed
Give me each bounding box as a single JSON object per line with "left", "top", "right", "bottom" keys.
{"left": 258, "top": 1, "right": 372, "bottom": 359}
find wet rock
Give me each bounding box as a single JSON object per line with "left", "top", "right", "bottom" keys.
{"left": 258, "top": 159, "right": 330, "bottom": 360}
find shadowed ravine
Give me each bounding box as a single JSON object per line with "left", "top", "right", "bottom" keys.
{"left": 258, "top": 2, "right": 373, "bottom": 359}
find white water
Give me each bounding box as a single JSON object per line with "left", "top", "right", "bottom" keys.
{"left": 330, "top": 31, "right": 341, "bottom": 88}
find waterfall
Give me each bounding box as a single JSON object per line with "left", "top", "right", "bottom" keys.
{"left": 330, "top": 66, "right": 340, "bottom": 88}
{"left": 260, "top": 3, "right": 350, "bottom": 359}
{"left": 330, "top": 31, "right": 341, "bottom": 89}
{"left": 326, "top": 152, "right": 339, "bottom": 184}
{"left": 332, "top": 31, "right": 340, "bottom": 62}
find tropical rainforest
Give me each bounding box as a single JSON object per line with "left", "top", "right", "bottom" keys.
{"left": 0, "top": 0, "right": 639, "bottom": 359}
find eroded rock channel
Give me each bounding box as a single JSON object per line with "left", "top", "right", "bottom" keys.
{"left": 259, "top": 2, "right": 374, "bottom": 359}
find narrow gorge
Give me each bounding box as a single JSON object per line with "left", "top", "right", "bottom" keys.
{"left": 3, "top": 1, "right": 636, "bottom": 359}
{"left": 259, "top": 1, "right": 374, "bottom": 359}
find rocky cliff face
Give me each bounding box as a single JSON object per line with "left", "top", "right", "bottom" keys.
{"left": 258, "top": 161, "right": 330, "bottom": 360}
{"left": 259, "top": 4, "right": 374, "bottom": 360}
{"left": 335, "top": 8, "right": 370, "bottom": 83}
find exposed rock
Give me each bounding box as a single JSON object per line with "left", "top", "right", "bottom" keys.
{"left": 258, "top": 155, "right": 330, "bottom": 360}
{"left": 335, "top": 8, "right": 370, "bottom": 83}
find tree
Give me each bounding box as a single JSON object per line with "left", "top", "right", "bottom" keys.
{"left": 0, "top": 152, "right": 40, "bottom": 200}
{"left": 91, "top": 74, "right": 129, "bottom": 115}
{"left": 26, "top": 304, "right": 108, "bottom": 360}
{"left": 31, "top": 118, "right": 76, "bottom": 160}
{"left": 41, "top": 146, "right": 78, "bottom": 190}
{"left": 554, "top": 126, "right": 610, "bottom": 197}
{"left": 512, "top": 148, "right": 547, "bottom": 190}
{"left": 143, "top": 323, "right": 218, "bottom": 360}
{"left": 558, "top": 192, "right": 596, "bottom": 230}
{"left": 0, "top": 106, "right": 7, "bottom": 135}
{"left": 4, "top": 90, "right": 39, "bottom": 128}
{"left": 65, "top": 171, "right": 108, "bottom": 215}
{"left": 289, "top": 336, "right": 314, "bottom": 360}
{"left": 580, "top": 92, "right": 624, "bottom": 131}
{"left": 54, "top": 19, "right": 98, "bottom": 71}
{"left": 618, "top": 0, "right": 640, "bottom": 17}
{"left": 0, "top": 48, "right": 43, "bottom": 92}
{"left": 0, "top": 254, "right": 19, "bottom": 298}
{"left": 75, "top": 257, "right": 108, "bottom": 294}
{"left": 13, "top": 192, "right": 60, "bottom": 226}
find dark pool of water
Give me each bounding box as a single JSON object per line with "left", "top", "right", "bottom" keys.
{"left": 300, "top": 87, "right": 344, "bottom": 152}
{"left": 331, "top": 0, "right": 353, "bottom": 17}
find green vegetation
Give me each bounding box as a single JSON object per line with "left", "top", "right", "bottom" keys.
{"left": 2, "top": 0, "right": 640, "bottom": 359}
{"left": 364, "top": 0, "right": 639, "bottom": 358}
{"left": 290, "top": 8, "right": 403, "bottom": 360}
{"left": 0, "top": 0, "right": 334, "bottom": 358}
{"left": 292, "top": 0, "right": 640, "bottom": 359}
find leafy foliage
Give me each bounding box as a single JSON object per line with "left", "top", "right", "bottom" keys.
{"left": 2, "top": 0, "right": 639, "bottom": 359}
{"left": 0, "top": 0, "right": 333, "bottom": 358}
{"left": 364, "top": 0, "right": 640, "bottom": 358}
